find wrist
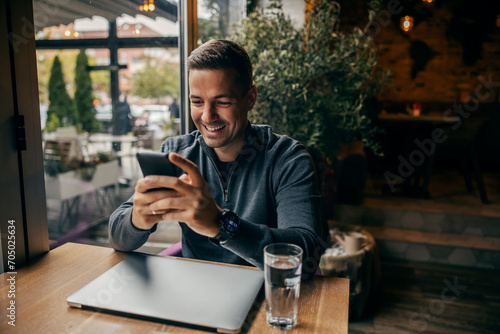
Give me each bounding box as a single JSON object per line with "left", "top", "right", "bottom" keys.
{"left": 131, "top": 219, "right": 150, "bottom": 231}
{"left": 131, "top": 210, "right": 153, "bottom": 231}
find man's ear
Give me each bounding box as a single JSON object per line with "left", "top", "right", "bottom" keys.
{"left": 247, "top": 85, "right": 257, "bottom": 111}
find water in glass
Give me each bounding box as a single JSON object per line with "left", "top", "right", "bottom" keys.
{"left": 265, "top": 255, "right": 301, "bottom": 330}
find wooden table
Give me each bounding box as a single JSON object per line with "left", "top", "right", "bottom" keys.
{"left": 0, "top": 243, "right": 349, "bottom": 333}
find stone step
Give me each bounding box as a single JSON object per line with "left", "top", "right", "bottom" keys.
{"left": 362, "top": 226, "right": 500, "bottom": 269}
{"left": 335, "top": 202, "right": 500, "bottom": 238}
{"left": 332, "top": 200, "right": 500, "bottom": 269}
{"left": 363, "top": 226, "right": 500, "bottom": 251}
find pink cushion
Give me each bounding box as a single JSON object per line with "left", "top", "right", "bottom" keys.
{"left": 158, "top": 242, "right": 183, "bottom": 257}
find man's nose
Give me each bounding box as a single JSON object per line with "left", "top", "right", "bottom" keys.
{"left": 201, "top": 103, "right": 218, "bottom": 123}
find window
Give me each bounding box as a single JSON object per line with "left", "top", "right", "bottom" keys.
{"left": 197, "top": 0, "right": 246, "bottom": 43}
{"left": 31, "top": 0, "right": 182, "bottom": 252}
{"left": 1, "top": 0, "right": 249, "bottom": 270}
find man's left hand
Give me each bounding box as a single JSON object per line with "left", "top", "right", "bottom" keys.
{"left": 147, "top": 152, "right": 222, "bottom": 238}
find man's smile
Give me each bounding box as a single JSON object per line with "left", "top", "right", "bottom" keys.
{"left": 204, "top": 124, "right": 226, "bottom": 133}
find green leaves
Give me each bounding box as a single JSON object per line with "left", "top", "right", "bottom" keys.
{"left": 232, "top": 0, "right": 390, "bottom": 161}
{"left": 131, "top": 56, "right": 179, "bottom": 101}
{"left": 47, "top": 56, "right": 77, "bottom": 129}
{"left": 75, "top": 50, "right": 101, "bottom": 133}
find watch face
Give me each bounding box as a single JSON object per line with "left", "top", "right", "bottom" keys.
{"left": 224, "top": 214, "right": 239, "bottom": 233}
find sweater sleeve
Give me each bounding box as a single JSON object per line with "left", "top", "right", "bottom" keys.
{"left": 220, "top": 144, "right": 327, "bottom": 277}
{"left": 107, "top": 138, "right": 174, "bottom": 252}
{"left": 108, "top": 195, "right": 158, "bottom": 252}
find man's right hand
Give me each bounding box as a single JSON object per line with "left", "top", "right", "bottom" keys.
{"left": 131, "top": 177, "right": 180, "bottom": 230}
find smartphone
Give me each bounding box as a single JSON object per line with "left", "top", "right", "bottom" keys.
{"left": 136, "top": 152, "right": 177, "bottom": 191}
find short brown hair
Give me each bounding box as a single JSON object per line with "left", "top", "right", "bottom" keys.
{"left": 187, "top": 39, "right": 253, "bottom": 94}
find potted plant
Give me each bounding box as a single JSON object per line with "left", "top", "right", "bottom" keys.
{"left": 232, "top": 0, "right": 391, "bottom": 206}
{"left": 44, "top": 151, "right": 120, "bottom": 201}
{"left": 43, "top": 50, "right": 121, "bottom": 199}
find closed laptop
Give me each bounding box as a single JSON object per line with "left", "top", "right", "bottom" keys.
{"left": 67, "top": 253, "right": 264, "bottom": 333}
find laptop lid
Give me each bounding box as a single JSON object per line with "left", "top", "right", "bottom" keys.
{"left": 67, "top": 253, "right": 264, "bottom": 333}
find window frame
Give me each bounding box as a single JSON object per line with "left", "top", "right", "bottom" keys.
{"left": 1, "top": 0, "right": 49, "bottom": 273}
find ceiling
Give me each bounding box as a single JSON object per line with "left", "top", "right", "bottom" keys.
{"left": 32, "top": 0, "right": 178, "bottom": 31}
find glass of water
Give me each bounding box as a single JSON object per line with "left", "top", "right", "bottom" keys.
{"left": 264, "top": 243, "right": 303, "bottom": 330}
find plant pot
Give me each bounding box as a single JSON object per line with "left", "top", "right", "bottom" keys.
{"left": 45, "top": 160, "right": 120, "bottom": 201}
{"left": 335, "top": 141, "right": 367, "bottom": 205}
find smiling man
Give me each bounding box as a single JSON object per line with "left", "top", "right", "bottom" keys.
{"left": 109, "top": 40, "right": 326, "bottom": 275}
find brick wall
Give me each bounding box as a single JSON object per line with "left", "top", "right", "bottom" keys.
{"left": 338, "top": 0, "right": 500, "bottom": 167}
{"left": 339, "top": 0, "right": 500, "bottom": 104}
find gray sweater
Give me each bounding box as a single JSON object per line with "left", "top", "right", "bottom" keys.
{"left": 109, "top": 124, "right": 326, "bottom": 274}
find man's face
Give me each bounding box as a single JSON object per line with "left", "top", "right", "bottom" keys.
{"left": 189, "top": 69, "right": 256, "bottom": 160}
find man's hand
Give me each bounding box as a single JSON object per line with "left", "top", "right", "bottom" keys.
{"left": 131, "top": 183, "right": 177, "bottom": 231}
{"left": 132, "top": 153, "right": 222, "bottom": 237}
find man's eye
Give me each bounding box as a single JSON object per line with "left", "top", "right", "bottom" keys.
{"left": 191, "top": 100, "right": 203, "bottom": 105}
{"left": 217, "top": 101, "right": 231, "bottom": 106}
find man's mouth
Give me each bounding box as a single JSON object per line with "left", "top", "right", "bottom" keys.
{"left": 204, "top": 124, "right": 225, "bottom": 132}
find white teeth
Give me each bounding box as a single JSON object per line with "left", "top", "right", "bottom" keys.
{"left": 205, "top": 125, "right": 224, "bottom": 132}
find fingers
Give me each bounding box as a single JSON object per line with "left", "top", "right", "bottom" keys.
{"left": 134, "top": 154, "right": 203, "bottom": 193}
{"left": 131, "top": 203, "right": 165, "bottom": 230}
{"left": 169, "top": 153, "right": 205, "bottom": 187}
{"left": 134, "top": 183, "right": 179, "bottom": 206}
{"left": 178, "top": 173, "right": 190, "bottom": 182}
{"left": 135, "top": 176, "right": 177, "bottom": 193}
{"left": 135, "top": 175, "right": 191, "bottom": 196}
{"left": 149, "top": 194, "right": 208, "bottom": 214}
{"left": 131, "top": 184, "right": 180, "bottom": 229}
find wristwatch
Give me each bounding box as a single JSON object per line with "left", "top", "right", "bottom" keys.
{"left": 213, "top": 209, "right": 240, "bottom": 243}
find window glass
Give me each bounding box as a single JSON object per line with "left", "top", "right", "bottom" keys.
{"left": 35, "top": 15, "right": 110, "bottom": 40}
{"left": 197, "top": 0, "right": 247, "bottom": 43}
{"left": 33, "top": 0, "right": 181, "bottom": 253}
{"left": 116, "top": 14, "right": 178, "bottom": 38}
